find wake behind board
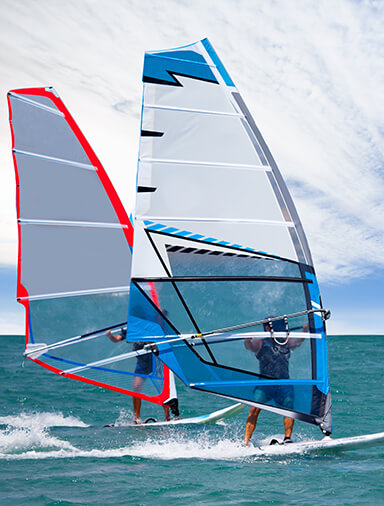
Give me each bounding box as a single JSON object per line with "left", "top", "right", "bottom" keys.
{"left": 255, "top": 432, "right": 384, "bottom": 456}
{"left": 105, "top": 403, "right": 245, "bottom": 428}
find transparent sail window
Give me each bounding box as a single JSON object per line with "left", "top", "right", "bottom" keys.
{"left": 166, "top": 245, "right": 301, "bottom": 278}
{"left": 173, "top": 280, "right": 309, "bottom": 335}
{"left": 207, "top": 334, "right": 312, "bottom": 380}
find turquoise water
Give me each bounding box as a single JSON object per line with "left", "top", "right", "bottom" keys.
{"left": 1, "top": 335, "right": 383, "bottom": 505}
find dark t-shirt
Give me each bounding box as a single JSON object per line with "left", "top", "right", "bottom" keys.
{"left": 256, "top": 339, "right": 291, "bottom": 379}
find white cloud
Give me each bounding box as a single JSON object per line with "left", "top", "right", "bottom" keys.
{"left": 0, "top": 0, "right": 383, "bottom": 285}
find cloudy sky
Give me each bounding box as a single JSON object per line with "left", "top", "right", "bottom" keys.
{"left": 0, "top": 0, "right": 383, "bottom": 334}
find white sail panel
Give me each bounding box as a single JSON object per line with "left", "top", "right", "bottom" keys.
{"left": 144, "top": 76, "right": 235, "bottom": 113}
{"left": 20, "top": 224, "right": 130, "bottom": 297}
{"left": 141, "top": 220, "right": 297, "bottom": 261}
{"left": 10, "top": 93, "right": 89, "bottom": 164}
{"left": 136, "top": 162, "right": 283, "bottom": 222}
{"left": 141, "top": 109, "right": 262, "bottom": 166}
{"left": 16, "top": 152, "right": 119, "bottom": 223}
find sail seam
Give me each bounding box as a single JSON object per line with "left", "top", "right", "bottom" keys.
{"left": 8, "top": 92, "right": 65, "bottom": 117}
{"left": 134, "top": 276, "right": 309, "bottom": 283}
{"left": 139, "top": 216, "right": 295, "bottom": 227}
{"left": 13, "top": 149, "right": 96, "bottom": 171}
{"left": 18, "top": 286, "right": 130, "bottom": 301}
{"left": 18, "top": 219, "right": 126, "bottom": 229}
{"left": 140, "top": 158, "right": 271, "bottom": 170}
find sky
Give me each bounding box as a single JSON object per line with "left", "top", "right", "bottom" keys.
{"left": 0, "top": 0, "right": 383, "bottom": 334}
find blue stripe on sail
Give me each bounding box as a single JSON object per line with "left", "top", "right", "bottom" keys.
{"left": 146, "top": 223, "right": 166, "bottom": 231}
{"left": 28, "top": 312, "right": 34, "bottom": 344}
{"left": 160, "top": 227, "right": 179, "bottom": 234}
{"left": 305, "top": 271, "right": 329, "bottom": 395}
{"left": 43, "top": 354, "right": 164, "bottom": 380}
{"left": 143, "top": 221, "right": 278, "bottom": 256}
{"left": 143, "top": 52, "right": 218, "bottom": 85}
{"left": 201, "top": 38, "right": 235, "bottom": 87}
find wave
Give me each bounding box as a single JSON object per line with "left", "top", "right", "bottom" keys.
{"left": 0, "top": 411, "right": 89, "bottom": 429}
{"left": 0, "top": 411, "right": 88, "bottom": 458}
{"left": 0, "top": 428, "right": 297, "bottom": 461}
{"left": 0, "top": 411, "right": 310, "bottom": 461}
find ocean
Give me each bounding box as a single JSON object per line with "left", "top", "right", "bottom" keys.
{"left": 1, "top": 334, "right": 383, "bottom": 505}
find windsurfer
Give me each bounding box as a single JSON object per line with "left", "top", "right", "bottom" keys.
{"left": 106, "top": 329, "right": 170, "bottom": 423}
{"left": 243, "top": 319, "right": 305, "bottom": 445}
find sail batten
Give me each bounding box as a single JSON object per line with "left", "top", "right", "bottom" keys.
{"left": 145, "top": 103, "right": 243, "bottom": 117}
{"left": 13, "top": 149, "right": 97, "bottom": 170}
{"left": 141, "top": 158, "right": 271, "bottom": 170}
{"left": 8, "top": 92, "right": 64, "bottom": 116}
{"left": 18, "top": 219, "right": 129, "bottom": 229}
{"left": 137, "top": 217, "right": 295, "bottom": 226}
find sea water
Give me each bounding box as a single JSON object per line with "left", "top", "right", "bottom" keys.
{"left": 0, "top": 335, "right": 383, "bottom": 505}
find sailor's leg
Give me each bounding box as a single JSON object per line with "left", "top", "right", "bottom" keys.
{"left": 244, "top": 407, "right": 261, "bottom": 446}
{"left": 133, "top": 376, "right": 144, "bottom": 422}
{"left": 133, "top": 397, "right": 142, "bottom": 422}
{"left": 283, "top": 417, "right": 294, "bottom": 439}
{"left": 163, "top": 405, "right": 170, "bottom": 421}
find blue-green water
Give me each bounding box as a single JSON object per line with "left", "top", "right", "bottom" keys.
{"left": 1, "top": 335, "right": 383, "bottom": 505}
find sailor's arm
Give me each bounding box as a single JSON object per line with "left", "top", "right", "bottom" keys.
{"left": 244, "top": 338, "right": 262, "bottom": 354}
{"left": 106, "top": 330, "right": 124, "bottom": 343}
{"left": 288, "top": 323, "right": 308, "bottom": 349}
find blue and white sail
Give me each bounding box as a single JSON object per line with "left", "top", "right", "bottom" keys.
{"left": 128, "top": 39, "right": 332, "bottom": 433}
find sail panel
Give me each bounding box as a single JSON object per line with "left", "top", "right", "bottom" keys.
{"left": 136, "top": 279, "right": 309, "bottom": 336}
{"left": 163, "top": 239, "right": 301, "bottom": 278}
{"left": 10, "top": 93, "right": 89, "bottom": 164}
{"left": 20, "top": 223, "right": 130, "bottom": 297}
{"left": 141, "top": 108, "right": 262, "bottom": 166}
{"left": 16, "top": 152, "right": 119, "bottom": 223}
{"left": 140, "top": 220, "right": 298, "bottom": 262}
{"left": 144, "top": 77, "right": 235, "bottom": 113}
{"left": 28, "top": 290, "right": 129, "bottom": 345}
{"left": 136, "top": 162, "right": 283, "bottom": 222}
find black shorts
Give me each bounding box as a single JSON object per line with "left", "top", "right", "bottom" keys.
{"left": 134, "top": 356, "right": 153, "bottom": 376}
{"left": 254, "top": 385, "right": 294, "bottom": 410}
{"left": 132, "top": 341, "right": 153, "bottom": 376}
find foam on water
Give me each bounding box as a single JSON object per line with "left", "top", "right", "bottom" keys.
{"left": 0, "top": 421, "right": 300, "bottom": 461}
{"left": 0, "top": 412, "right": 88, "bottom": 458}
{"left": 113, "top": 408, "right": 135, "bottom": 427}
{"left": 0, "top": 411, "right": 89, "bottom": 429}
